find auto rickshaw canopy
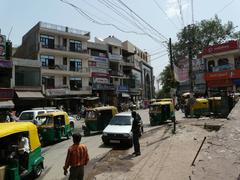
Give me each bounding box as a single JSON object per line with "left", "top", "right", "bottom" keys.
{"left": 192, "top": 98, "right": 209, "bottom": 109}
{"left": 37, "top": 111, "right": 70, "bottom": 127}
{"left": 89, "top": 106, "right": 118, "bottom": 114}
{"left": 0, "top": 122, "right": 41, "bottom": 151}
{"left": 156, "top": 98, "right": 173, "bottom": 102}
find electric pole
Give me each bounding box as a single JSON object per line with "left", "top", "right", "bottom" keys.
{"left": 169, "top": 38, "right": 176, "bottom": 134}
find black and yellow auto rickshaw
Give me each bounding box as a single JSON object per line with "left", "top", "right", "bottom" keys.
{"left": 208, "top": 97, "right": 222, "bottom": 116}
{"left": 82, "top": 106, "right": 118, "bottom": 136}
{"left": 0, "top": 122, "right": 44, "bottom": 180}
{"left": 149, "top": 101, "right": 175, "bottom": 126}
{"left": 185, "top": 98, "right": 209, "bottom": 117}
{"left": 36, "top": 111, "right": 72, "bottom": 145}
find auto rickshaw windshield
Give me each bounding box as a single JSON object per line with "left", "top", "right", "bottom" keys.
{"left": 149, "top": 105, "right": 162, "bottom": 112}
{"left": 40, "top": 116, "right": 54, "bottom": 125}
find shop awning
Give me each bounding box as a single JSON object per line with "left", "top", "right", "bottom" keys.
{"left": 122, "top": 93, "right": 130, "bottom": 98}
{"left": 0, "top": 100, "right": 14, "bottom": 108}
{"left": 16, "top": 91, "right": 44, "bottom": 99}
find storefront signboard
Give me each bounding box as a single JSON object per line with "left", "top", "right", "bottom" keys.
{"left": 0, "top": 88, "right": 14, "bottom": 99}
{"left": 203, "top": 40, "right": 238, "bottom": 55}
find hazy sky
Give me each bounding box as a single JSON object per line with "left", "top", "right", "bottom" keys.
{"left": 1, "top": 0, "right": 240, "bottom": 81}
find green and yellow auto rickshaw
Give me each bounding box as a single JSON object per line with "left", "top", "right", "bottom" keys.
{"left": 82, "top": 106, "right": 118, "bottom": 136}
{"left": 186, "top": 98, "right": 209, "bottom": 117}
{"left": 149, "top": 101, "right": 175, "bottom": 126}
{"left": 208, "top": 97, "right": 222, "bottom": 116}
{"left": 36, "top": 111, "right": 72, "bottom": 145}
{"left": 0, "top": 122, "right": 44, "bottom": 180}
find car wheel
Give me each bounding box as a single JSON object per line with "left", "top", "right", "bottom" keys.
{"left": 33, "top": 163, "right": 43, "bottom": 178}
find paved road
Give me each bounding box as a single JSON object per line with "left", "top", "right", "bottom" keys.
{"left": 38, "top": 108, "right": 182, "bottom": 179}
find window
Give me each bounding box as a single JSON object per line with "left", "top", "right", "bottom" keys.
{"left": 235, "top": 57, "right": 240, "bottom": 69}
{"left": 208, "top": 60, "right": 215, "bottom": 72}
{"left": 70, "top": 59, "right": 82, "bottom": 72}
{"left": 40, "top": 55, "right": 55, "bottom": 69}
{"left": 91, "top": 49, "right": 107, "bottom": 57}
{"left": 40, "top": 34, "right": 54, "bottom": 49}
{"left": 63, "top": 57, "right": 67, "bottom": 65}
{"left": 63, "top": 38, "right": 67, "bottom": 47}
{"left": 69, "top": 40, "right": 82, "bottom": 52}
{"left": 70, "top": 77, "right": 82, "bottom": 90}
{"left": 63, "top": 77, "right": 67, "bottom": 85}
{"left": 42, "top": 76, "right": 55, "bottom": 89}
{"left": 218, "top": 58, "right": 229, "bottom": 66}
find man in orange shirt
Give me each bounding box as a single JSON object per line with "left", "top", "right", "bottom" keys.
{"left": 63, "top": 133, "right": 89, "bottom": 180}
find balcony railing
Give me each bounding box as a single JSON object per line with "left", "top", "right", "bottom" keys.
{"left": 40, "top": 43, "right": 88, "bottom": 54}
{"left": 211, "top": 64, "right": 233, "bottom": 72}
{"left": 42, "top": 65, "right": 67, "bottom": 71}
{"left": 39, "top": 22, "right": 90, "bottom": 37}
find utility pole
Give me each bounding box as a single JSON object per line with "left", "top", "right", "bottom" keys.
{"left": 188, "top": 25, "right": 195, "bottom": 118}
{"left": 169, "top": 38, "right": 176, "bottom": 134}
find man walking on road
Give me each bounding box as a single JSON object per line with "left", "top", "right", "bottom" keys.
{"left": 131, "top": 111, "right": 141, "bottom": 156}
{"left": 63, "top": 133, "right": 89, "bottom": 180}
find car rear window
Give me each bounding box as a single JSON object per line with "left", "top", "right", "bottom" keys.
{"left": 109, "top": 116, "right": 131, "bottom": 125}
{"left": 19, "top": 112, "right": 34, "bottom": 120}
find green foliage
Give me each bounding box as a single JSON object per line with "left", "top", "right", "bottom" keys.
{"left": 157, "top": 64, "right": 178, "bottom": 98}
{"left": 158, "top": 16, "right": 238, "bottom": 96}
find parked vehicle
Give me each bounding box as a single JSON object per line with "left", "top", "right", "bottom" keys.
{"left": 149, "top": 101, "right": 175, "bottom": 126}
{"left": 0, "top": 122, "right": 44, "bottom": 179}
{"left": 18, "top": 108, "right": 60, "bottom": 123}
{"left": 208, "top": 97, "right": 222, "bottom": 116}
{"left": 36, "top": 111, "right": 72, "bottom": 145}
{"left": 185, "top": 98, "right": 209, "bottom": 117}
{"left": 101, "top": 112, "right": 143, "bottom": 147}
{"left": 82, "top": 106, "right": 118, "bottom": 136}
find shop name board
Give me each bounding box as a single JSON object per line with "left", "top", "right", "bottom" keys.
{"left": 117, "top": 85, "right": 129, "bottom": 92}
{"left": 88, "top": 61, "right": 108, "bottom": 69}
{"left": 92, "top": 83, "right": 115, "bottom": 90}
{"left": 0, "top": 59, "right": 13, "bottom": 68}
{"left": 0, "top": 88, "right": 14, "bottom": 99}
{"left": 91, "top": 56, "right": 108, "bottom": 62}
{"left": 45, "top": 88, "right": 68, "bottom": 96}
{"left": 93, "top": 78, "right": 109, "bottom": 84}
{"left": 91, "top": 68, "right": 108, "bottom": 74}
{"left": 203, "top": 40, "right": 238, "bottom": 55}
{"left": 92, "top": 72, "right": 109, "bottom": 78}
{"left": 205, "top": 69, "right": 240, "bottom": 81}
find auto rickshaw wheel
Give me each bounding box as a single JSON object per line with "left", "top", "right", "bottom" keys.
{"left": 33, "top": 163, "right": 43, "bottom": 178}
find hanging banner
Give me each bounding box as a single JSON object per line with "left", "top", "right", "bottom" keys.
{"left": 173, "top": 58, "right": 189, "bottom": 82}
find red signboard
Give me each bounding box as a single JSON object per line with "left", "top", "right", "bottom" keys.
{"left": 0, "top": 88, "right": 14, "bottom": 99}
{"left": 205, "top": 69, "right": 240, "bottom": 81}
{"left": 203, "top": 40, "right": 238, "bottom": 55}
{"left": 207, "top": 79, "right": 232, "bottom": 88}
{"left": 91, "top": 72, "right": 109, "bottom": 78}
{"left": 205, "top": 71, "right": 229, "bottom": 81}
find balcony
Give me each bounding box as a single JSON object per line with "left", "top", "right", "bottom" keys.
{"left": 42, "top": 66, "right": 90, "bottom": 77}
{"left": 42, "top": 65, "right": 67, "bottom": 71}
{"left": 39, "top": 22, "right": 90, "bottom": 38}
{"left": 44, "top": 86, "right": 91, "bottom": 96}
{"left": 108, "top": 53, "right": 122, "bottom": 61}
{"left": 211, "top": 64, "right": 233, "bottom": 72}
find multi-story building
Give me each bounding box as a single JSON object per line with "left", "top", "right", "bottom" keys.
{"left": 12, "top": 58, "right": 44, "bottom": 112}
{"left": 0, "top": 33, "right": 14, "bottom": 120}
{"left": 15, "top": 22, "right": 91, "bottom": 112}
{"left": 87, "top": 40, "right": 114, "bottom": 105}
{"left": 203, "top": 40, "right": 240, "bottom": 96}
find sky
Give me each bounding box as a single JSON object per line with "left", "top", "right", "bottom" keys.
{"left": 1, "top": 0, "right": 240, "bottom": 87}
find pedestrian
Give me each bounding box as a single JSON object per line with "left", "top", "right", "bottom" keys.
{"left": 131, "top": 111, "right": 141, "bottom": 156}
{"left": 63, "top": 133, "right": 89, "bottom": 180}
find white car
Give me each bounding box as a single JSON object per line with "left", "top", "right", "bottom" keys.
{"left": 101, "top": 112, "right": 143, "bottom": 147}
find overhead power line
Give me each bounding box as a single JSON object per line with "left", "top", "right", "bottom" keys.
{"left": 152, "top": 0, "right": 178, "bottom": 29}
{"left": 177, "top": 0, "right": 185, "bottom": 28}
{"left": 149, "top": 53, "right": 168, "bottom": 62}
{"left": 216, "top": 0, "right": 235, "bottom": 14}
{"left": 116, "top": 0, "right": 168, "bottom": 41}
{"left": 60, "top": 0, "right": 147, "bottom": 35}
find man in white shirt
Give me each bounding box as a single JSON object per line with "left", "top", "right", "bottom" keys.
{"left": 18, "top": 134, "right": 30, "bottom": 173}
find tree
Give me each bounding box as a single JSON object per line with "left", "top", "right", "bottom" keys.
{"left": 172, "top": 15, "right": 236, "bottom": 62}
{"left": 158, "top": 16, "right": 238, "bottom": 97}
{"left": 157, "top": 64, "right": 178, "bottom": 98}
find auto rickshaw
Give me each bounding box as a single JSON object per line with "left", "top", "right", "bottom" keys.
{"left": 36, "top": 111, "right": 72, "bottom": 145}
{"left": 149, "top": 101, "right": 175, "bottom": 126}
{"left": 0, "top": 122, "right": 44, "bottom": 180}
{"left": 208, "top": 97, "right": 222, "bottom": 116}
{"left": 185, "top": 98, "right": 209, "bottom": 117}
{"left": 82, "top": 106, "right": 118, "bottom": 136}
